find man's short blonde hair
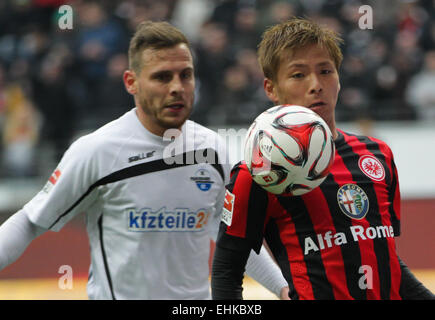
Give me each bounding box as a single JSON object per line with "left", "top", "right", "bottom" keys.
{"left": 258, "top": 17, "right": 344, "bottom": 81}
{"left": 128, "top": 21, "right": 190, "bottom": 73}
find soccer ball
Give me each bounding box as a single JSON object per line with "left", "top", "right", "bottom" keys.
{"left": 244, "top": 105, "right": 335, "bottom": 196}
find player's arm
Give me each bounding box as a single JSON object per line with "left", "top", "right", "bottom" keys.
{"left": 0, "top": 210, "right": 47, "bottom": 270}
{"left": 244, "top": 243, "right": 289, "bottom": 299}
{"left": 211, "top": 162, "right": 289, "bottom": 299}
{"left": 399, "top": 256, "right": 435, "bottom": 300}
{"left": 212, "top": 233, "right": 289, "bottom": 300}
{"left": 0, "top": 135, "right": 102, "bottom": 271}
{"left": 210, "top": 186, "right": 288, "bottom": 299}
{"left": 211, "top": 230, "right": 251, "bottom": 300}
{"left": 383, "top": 147, "right": 434, "bottom": 299}
{"left": 211, "top": 235, "right": 289, "bottom": 299}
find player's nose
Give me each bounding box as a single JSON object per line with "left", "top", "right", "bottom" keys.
{"left": 308, "top": 74, "right": 323, "bottom": 94}
{"left": 169, "top": 76, "right": 185, "bottom": 95}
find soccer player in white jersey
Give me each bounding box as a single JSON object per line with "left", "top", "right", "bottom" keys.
{"left": 0, "top": 21, "right": 289, "bottom": 300}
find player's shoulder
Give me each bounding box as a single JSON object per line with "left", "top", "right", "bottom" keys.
{"left": 185, "top": 120, "right": 220, "bottom": 140}
{"left": 65, "top": 110, "right": 136, "bottom": 162}
{"left": 229, "top": 161, "right": 252, "bottom": 179}
{"left": 338, "top": 129, "right": 393, "bottom": 154}
{"left": 232, "top": 161, "right": 249, "bottom": 172}
{"left": 184, "top": 120, "right": 228, "bottom": 156}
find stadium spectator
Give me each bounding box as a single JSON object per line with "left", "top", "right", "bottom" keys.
{"left": 406, "top": 50, "right": 435, "bottom": 120}
{"left": 32, "top": 52, "right": 76, "bottom": 161}
{"left": 94, "top": 53, "right": 133, "bottom": 127}
{"left": 0, "top": 67, "right": 40, "bottom": 177}
{"left": 191, "top": 21, "right": 234, "bottom": 125}
{"left": 218, "top": 63, "right": 257, "bottom": 125}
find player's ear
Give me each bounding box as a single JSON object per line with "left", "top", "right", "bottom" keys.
{"left": 264, "top": 78, "right": 279, "bottom": 104}
{"left": 123, "top": 70, "right": 138, "bottom": 95}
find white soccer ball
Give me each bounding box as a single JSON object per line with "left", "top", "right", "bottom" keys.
{"left": 244, "top": 105, "right": 335, "bottom": 196}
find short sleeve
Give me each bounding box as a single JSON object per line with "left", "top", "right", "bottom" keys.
{"left": 24, "top": 136, "right": 101, "bottom": 231}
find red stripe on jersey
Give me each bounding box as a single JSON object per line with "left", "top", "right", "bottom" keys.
{"left": 303, "top": 189, "right": 353, "bottom": 299}
{"left": 272, "top": 201, "right": 315, "bottom": 300}
{"left": 332, "top": 146, "right": 380, "bottom": 299}
{"left": 225, "top": 166, "right": 252, "bottom": 238}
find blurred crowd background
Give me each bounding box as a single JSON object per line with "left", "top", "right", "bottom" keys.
{"left": 0, "top": 0, "right": 434, "bottom": 179}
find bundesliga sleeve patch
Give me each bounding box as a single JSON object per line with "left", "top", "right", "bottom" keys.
{"left": 221, "top": 189, "right": 235, "bottom": 226}
{"left": 42, "top": 169, "right": 62, "bottom": 193}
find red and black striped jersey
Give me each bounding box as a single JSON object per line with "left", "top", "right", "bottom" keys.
{"left": 218, "top": 129, "right": 402, "bottom": 300}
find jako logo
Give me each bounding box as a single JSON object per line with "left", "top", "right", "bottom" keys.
{"left": 127, "top": 207, "right": 210, "bottom": 232}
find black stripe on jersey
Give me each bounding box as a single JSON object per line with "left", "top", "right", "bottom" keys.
{"left": 225, "top": 163, "right": 241, "bottom": 192}
{"left": 276, "top": 196, "right": 335, "bottom": 299}
{"left": 48, "top": 148, "right": 224, "bottom": 229}
{"left": 342, "top": 132, "right": 392, "bottom": 299}
{"left": 98, "top": 214, "right": 116, "bottom": 300}
{"left": 97, "top": 147, "right": 225, "bottom": 185}
{"left": 264, "top": 219, "right": 298, "bottom": 300}
{"left": 245, "top": 182, "right": 269, "bottom": 253}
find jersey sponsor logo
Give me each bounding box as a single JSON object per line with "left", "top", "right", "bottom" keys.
{"left": 337, "top": 184, "right": 369, "bottom": 220}
{"left": 221, "top": 190, "right": 235, "bottom": 226}
{"left": 304, "top": 225, "right": 395, "bottom": 255}
{"left": 42, "top": 169, "right": 61, "bottom": 193}
{"left": 358, "top": 155, "right": 385, "bottom": 181}
{"left": 190, "top": 169, "right": 214, "bottom": 191}
{"left": 127, "top": 207, "right": 210, "bottom": 232}
{"left": 128, "top": 150, "right": 156, "bottom": 163}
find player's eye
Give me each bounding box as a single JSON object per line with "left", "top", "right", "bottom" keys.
{"left": 291, "top": 72, "right": 304, "bottom": 79}
{"left": 153, "top": 72, "right": 172, "bottom": 82}
{"left": 180, "top": 69, "right": 193, "bottom": 80}
{"left": 320, "top": 69, "right": 333, "bottom": 75}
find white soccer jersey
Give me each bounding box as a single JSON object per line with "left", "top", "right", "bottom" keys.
{"left": 23, "top": 108, "right": 231, "bottom": 300}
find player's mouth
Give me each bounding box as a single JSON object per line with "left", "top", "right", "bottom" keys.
{"left": 308, "top": 101, "right": 326, "bottom": 109}
{"left": 164, "top": 102, "right": 185, "bottom": 112}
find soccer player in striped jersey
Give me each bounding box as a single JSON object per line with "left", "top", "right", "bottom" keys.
{"left": 0, "top": 21, "right": 289, "bottom": 300}
{"left": 211, "top": 18, "right": 434, "bottom": 300}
